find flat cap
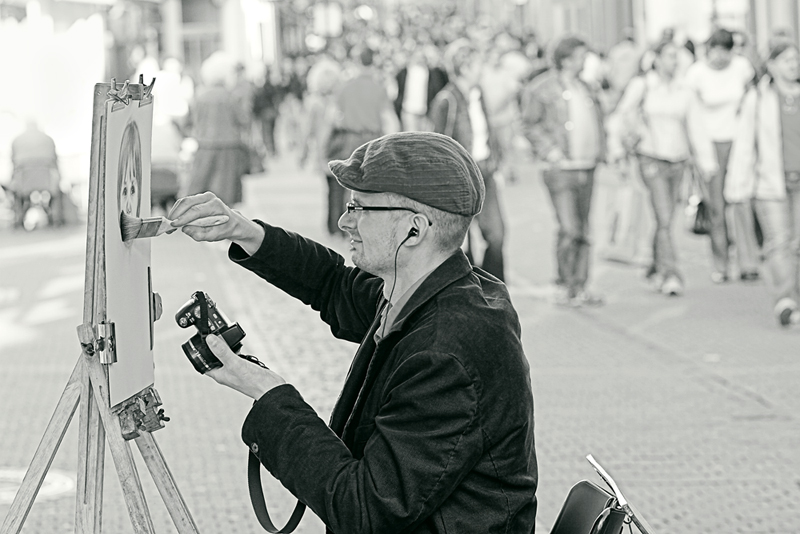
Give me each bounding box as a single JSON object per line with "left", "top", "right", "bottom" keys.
{"left": 328, "top": 132, "right": 485, "bottom": 216}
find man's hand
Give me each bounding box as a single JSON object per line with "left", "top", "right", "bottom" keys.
{"left": 205, "top": 334, "right": 286, "bottom": 400}
{"left": 168, "top": 192, "right": 265, "bottom": 256}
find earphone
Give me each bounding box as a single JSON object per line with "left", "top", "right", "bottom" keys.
{"left": 383, "top": 228, "right": 418, "bottom": 338}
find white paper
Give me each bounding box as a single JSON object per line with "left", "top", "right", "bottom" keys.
{"left": 103, "top": 98, "right": 155, "bottom": 408}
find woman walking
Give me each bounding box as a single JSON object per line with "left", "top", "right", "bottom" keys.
{"left": 609, "top": 40, "right": 717, "bottom": 296}
{"left": 727, "top": 43, "right": 800, "bottom": 327}
{"left": 186, "top": 52, "right": 249, "bottom": 207}
{"left": 685, "top": 28, "right": 760, "bottom": 283}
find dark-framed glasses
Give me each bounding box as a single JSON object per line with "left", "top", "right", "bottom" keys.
{"left": 345, "top": 202, "right": 433, "bottom": 225}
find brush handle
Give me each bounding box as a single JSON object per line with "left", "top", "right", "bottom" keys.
{"left": 183, "top": 215, "right": 229, "bottom": 227}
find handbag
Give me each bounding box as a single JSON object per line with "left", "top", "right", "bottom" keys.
{"left": 551, "top": 455, "right": 656, "bottom": 534}
{"left": 550, "top": 480, "right": 626, "bottom": 534}
{"left": 692, "top": 199, "right": 713, "bottom": 235}
{"left": 690, "top": 166, "right": 713, "bottom": 236}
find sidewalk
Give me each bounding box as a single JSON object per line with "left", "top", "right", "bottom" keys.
{"left": 2, "top": 153, "right": 799, "bottom": 533}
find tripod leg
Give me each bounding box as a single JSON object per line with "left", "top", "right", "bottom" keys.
{"left": 0, "top": 358, "right": 83, "bottom": 534}
{"left": 135, "top": 432, "right": 200, "bottom": 534}
{"left": 86, "top": 356, "right": 155, "bottom": 534}
{"left": 76, "top": 361, "right": 106, "bottom": 533}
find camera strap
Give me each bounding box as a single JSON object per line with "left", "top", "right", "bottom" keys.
{"left": 248, "top": 451, "right": 306, "bottom": 532}
{"left": 195, "top": 291, "right": 306, "bottom": 531}
{"left": 196, "top": 291, "right": 211, "bottom": 336}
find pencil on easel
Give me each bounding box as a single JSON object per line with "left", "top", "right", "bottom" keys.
{"left": 120, "top": 212, "right": 229, "bottom": 241}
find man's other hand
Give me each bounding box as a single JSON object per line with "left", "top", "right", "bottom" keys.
{"left": 205, "top": 334, "right": 286, "bottom": 400}
{"left": 168, "top": 192, "right": 265, "bottom": 255}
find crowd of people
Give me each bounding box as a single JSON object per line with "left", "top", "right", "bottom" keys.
{"left": 124, "top": 9, "right": 800, "bottom": 329}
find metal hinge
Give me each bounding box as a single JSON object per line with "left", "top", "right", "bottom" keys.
{"left": 96, "top": 322, "right": 117, "bottom": 364}
{"left": 76, "top": 322, "right": 116, "bottom": 364}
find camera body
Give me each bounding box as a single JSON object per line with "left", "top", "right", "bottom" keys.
{"left": 175, "top": 291, "right": 245, "bottom": 374}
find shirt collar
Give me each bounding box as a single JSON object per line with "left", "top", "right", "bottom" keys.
{"left": 373, "top": 250, "right": 475, "bottom": 343}
{"left": 374, "top": 264, "right": 438, "bottom": 343}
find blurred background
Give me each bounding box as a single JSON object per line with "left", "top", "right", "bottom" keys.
{"left": 0, "top": 0, "right": 797, "bottom": 220}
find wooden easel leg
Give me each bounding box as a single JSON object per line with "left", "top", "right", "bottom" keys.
{"left": 76, "top": 360, "right": 106, "bottom": 533}
{"left": 1, "top": 358, "right": 83, "bottom": 534}
{"left": 85, "top": 356, "right": 155, "bottom": 534}
{"left": 135, "top": 432, "right": 200, "bottom": 534}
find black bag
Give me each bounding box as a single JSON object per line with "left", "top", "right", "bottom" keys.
{"left": 552, "top": 455, "right": 657, "bottom": 534}
{"left": 689, "top": 164, "right": 713, "bottom": 236}
{"left": 550, "top": 480, "right": 626, "bottom": 534}
{"left": 692, "top": 199, "right": 713, "bottom": 235}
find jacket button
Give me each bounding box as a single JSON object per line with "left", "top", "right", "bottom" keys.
{"left": 565, "top": 121, "right": 574, "bottom": 131}
{"left": 250, "top": 443, "right": 259, "bottom": 454}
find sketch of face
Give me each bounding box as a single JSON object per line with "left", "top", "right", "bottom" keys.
{"left": 118, "top": 121, "right": 143, "bottom": 219}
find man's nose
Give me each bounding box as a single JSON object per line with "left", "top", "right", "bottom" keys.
{"left": 338, "top": 210, "right": 354, "bottom": 232}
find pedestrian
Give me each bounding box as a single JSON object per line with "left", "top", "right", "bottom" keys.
{"left": 520, "top": 35, "right": 606, "bottom": 306}
{"left": 594, "top": 31, "right": 653, "bottom": 268}
{"left": 167, "top": 131, "right": 538, "bottom": 533}
{"left": 324, "top": 46, "right": 399, "bottom": 237}
{"left": 9, "top": 118, "right": 64, "bottom": 228}
{"left": 300, "top": 55, "right": 344, "bottom": 234}
{"left": 481, "top": 36, "right": 530, "bottom": 185}
{"left": 684, "top": 28, "right": 761, "bottom": 283}
{"left": 393, "top": 45, "right": 449, "bottom": 132}
{"left": 430, "top": 38, "right": 507, "bottom": 282}
{"left": 253, "top": 66, "right": 283, "bottom": 159}
{"left": 185, "top": 51, "right": 249, "bottom": 207}
{"left": 726, "top": 42, "right": 800, "bottom": 327}
{"left": 231, "top": 62, "right": 262, "bottom": 175}
{"left": 608, "top": 40, "right": 718, "bottom": 296}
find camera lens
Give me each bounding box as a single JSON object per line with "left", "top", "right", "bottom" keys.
{"left": 181, "top": 333, "right": 222, "bottom": 374}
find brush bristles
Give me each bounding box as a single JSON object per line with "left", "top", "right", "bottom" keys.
{"left": 120, "top": 212, "right": 143, "bottom": 241}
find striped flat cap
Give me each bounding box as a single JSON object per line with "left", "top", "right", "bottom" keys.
{"left": 328, "top": 132, "right": 485, "bottom": 216}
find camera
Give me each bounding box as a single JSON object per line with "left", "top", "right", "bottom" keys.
{"left": 175, "top": 291, "right": 246, "bottom": 374}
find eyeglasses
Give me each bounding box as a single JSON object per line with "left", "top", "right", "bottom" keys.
{"left": 345, "top": 202, "right": 433, "bottom": 225}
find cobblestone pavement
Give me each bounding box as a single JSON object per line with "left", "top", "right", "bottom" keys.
{"left": 1, "top": 153, "right": 799, "bottom": 533}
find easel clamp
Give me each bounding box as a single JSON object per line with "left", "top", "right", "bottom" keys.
{"left": 76, "top": 322, "right": 117, "bottom": 364}
{"left": 114, "top": 387, "right": 170, "bottom": 441}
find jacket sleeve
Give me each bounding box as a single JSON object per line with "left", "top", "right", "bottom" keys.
{"left": 242, "top": 350, "right": 483, "bottom": 534}
{"left": 229, "top": 221, "right": 383, "bottom": 343}
{"left": 429, "top": 92, "right": 454, "bottom": 137}
{"left": 519, "top": 82, "right": 559, "bottom": 159}
{"left": 724, "top": 87, "right": 758, "bottom": 202}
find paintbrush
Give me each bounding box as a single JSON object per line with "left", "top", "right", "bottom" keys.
{"left": 120, "top": 212, "right": 230, "bottom": 241}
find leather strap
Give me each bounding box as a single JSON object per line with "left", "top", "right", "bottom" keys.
{"left": 196, "top": 291, "right": 210, "bottom": 336}
{"left": 248, "top": 451, "right": 306, "bottom": 532}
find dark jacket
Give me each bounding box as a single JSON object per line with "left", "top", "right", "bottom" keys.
{"left": 520, "top": 69, "right": 606, "bottom": 163}
{"left": 233, "top": 221, "right": 538, "bottom": 534}
{"left": 429, "top": 82, "right": 500, "bottom": 175}
{"left": 393, "top": 66, "right": 449, "bottom": 118}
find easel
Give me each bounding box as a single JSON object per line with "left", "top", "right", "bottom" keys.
{"left": 1, "top": 80, "right": 199, "bottom": 534}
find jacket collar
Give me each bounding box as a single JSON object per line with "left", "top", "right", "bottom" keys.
{"left": 379, "top": 250, "right": 473, "bottom": 339}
